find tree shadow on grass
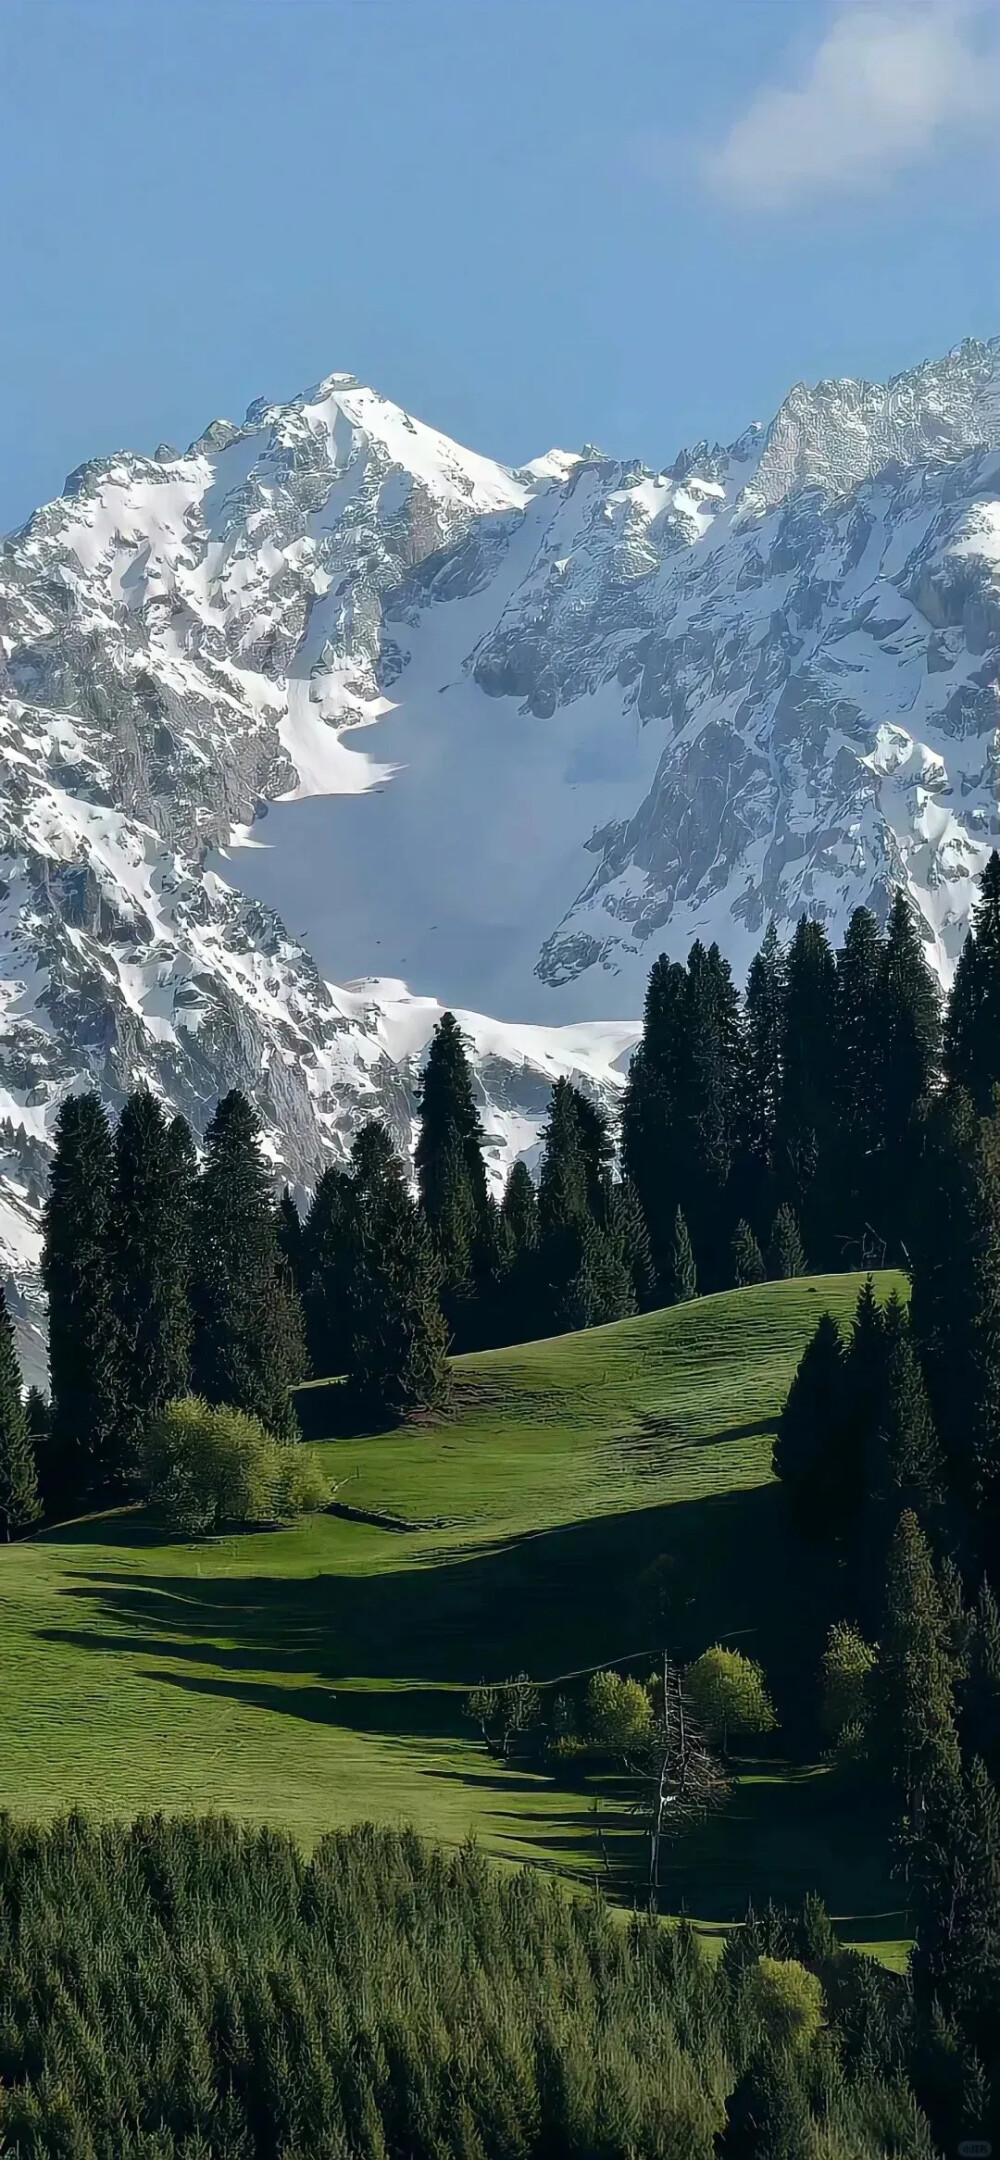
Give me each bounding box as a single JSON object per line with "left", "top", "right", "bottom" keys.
{"left": 42, "top": 1483, "right": 838, "bottom": 1707}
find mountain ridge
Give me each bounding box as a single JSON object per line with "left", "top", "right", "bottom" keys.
{"left": 3, "top": 335, "right": 1000, "bottom": 1357}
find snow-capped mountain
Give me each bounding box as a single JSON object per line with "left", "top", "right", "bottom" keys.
{"left": 3, "top": 337, "right": 1000, "bottom": 1335}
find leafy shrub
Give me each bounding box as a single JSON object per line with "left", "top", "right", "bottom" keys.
{"left": 684, "top": 1645, "right": 778, "bottom": 1751}
{"left": 140, "top": 1396, "right": 329, "bottom": 1534}
{"left": 746, "top": 1955, "right": 825, "bottom": 2053}
{"left": 586, "top": 1668, "right": 655, "bottom": 1755}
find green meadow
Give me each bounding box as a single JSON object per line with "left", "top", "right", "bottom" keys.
{"left": 0, "top": 1272, "right": 908, "bottom": 1959}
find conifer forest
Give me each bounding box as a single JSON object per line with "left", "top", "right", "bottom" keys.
{"left": 3, "top": 864, "right": 1000, "bottom": 2156}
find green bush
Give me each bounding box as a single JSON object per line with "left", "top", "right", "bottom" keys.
{"left": 140, "top": 1396, "right": 329, "bottom": 1534}
{"left": 746, "top": 1955, "right": 825, "bottom": 2053}
{"left": 684, "top": 1645, "right": 778, "bottom": 1751}
{"left": 586, "top": 1668, "right": 655, "bottom": 1755}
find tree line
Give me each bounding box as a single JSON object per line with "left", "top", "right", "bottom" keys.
{"left": 6, "top": 856, "right": 1000, "bottom": 1527}
{"left": 0, "top": 1807, "right": 958, "bottom": 2159}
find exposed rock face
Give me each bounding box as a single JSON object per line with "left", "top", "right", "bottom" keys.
{"left": 2, "top": 342, "right": 1000, "bottom": 1334}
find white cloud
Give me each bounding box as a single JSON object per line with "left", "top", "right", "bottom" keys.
{"left": 706, "top": 0, "right": 1000, "bottom": 209}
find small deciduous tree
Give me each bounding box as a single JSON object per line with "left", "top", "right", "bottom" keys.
{"left": 463, "top": 1673, "right": 541, "bottom": 1759}
{"left": 820, "top": 1620, "right": 876, "bottom": 1752}
{"left": 746, "top": 1957, "right": 825, "bottom": 2054}
{"left": 684, "top": 1646, "right": 777, "bottom": 1754}
{"left": 586, "top": 1669, "right": 654, "bottom": 1758}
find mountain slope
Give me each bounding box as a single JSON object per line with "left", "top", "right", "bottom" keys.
{"left": 2, "top": 339, "right": 1000, "bottom": 1317}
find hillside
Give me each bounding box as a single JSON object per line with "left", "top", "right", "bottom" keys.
{"left": 0, "top": 1273, "right": 906, "bottom": 1956}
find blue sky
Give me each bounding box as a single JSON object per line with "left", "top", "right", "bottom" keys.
{"left": 3, "top": 0, "right": 1000, "bottom": 530}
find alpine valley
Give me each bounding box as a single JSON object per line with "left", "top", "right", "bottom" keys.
{"left": 4, "top": 335, "right": 1000, "bottom": 1364}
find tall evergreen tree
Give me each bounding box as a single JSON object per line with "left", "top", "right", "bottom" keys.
{"left": 835, "top": 907, "right": 886, "bottom": 1244}
{"left": 415, "top": 1013, "right": 489, "bottom": 1302}
{"left": 738, "top": 920, "right": 787, "bottom": 1227}
{"left": 664, "top": 1206, "right": 697, "bottom": 1306}
{"left": 910, "top": 1089, "right": 1000, "bottom": 1566}
{"left": 621, "top": 955, "right": 688, "bottom": 1288}
{"left": 882, "top": 889, "right": 941, "bottom": 1245}
{"left": 877, "top": 1510, "right": 962, "bottom": 1830}
{"left": 945, "top": 851, "right": 1000, "bottom": 1112}
{"left": 0, "top": 1286, "right": 39, "bottom": 1536}
{"left": 772, "top": 1312, "right": 848, "bottom": 1538}
{"left": 112, "top": 1091, "right": 193, "bottom": 1460}
{"left": 498, "top": 1159, "right": 540, "bottom": 1345}
{"left": 731, "top": 1219, "right": 766, "bottom": 1287}
{"left": 675, "top": 941, "right": 742, "bottom": 1286}
{"left": 967, "top": 1578, "right": 1000, "bottom": 1785}
{"left": 608, "top": 1177, "right": 657, "bottom": 1311}
{"left": 42, "top": 1093, "right": 123, "bottom": 1506}
{"left": 501, "top": 1159, "right": 538, "bottom": 1257}
{"left": 346, "top": 1122, "right": 450, "bottom": 1420}
{"left": 536, "top": 1080, "right": 593, "bottom": 1331}
{"left": 191, "top": 1091, "right": 306, "bottom": 1439}
{"left": 910, "top": 1752, "right": 1000, "bottom": 2054}
{"left": 768, "top": 1204, "right": 806, "bottom": 1280}
{"left": 301, "top": 1165, "right": 355, "bottom": 1380}
{"left": 275, "top": 1186, "right": 306, "bottom": 1295}
{"left": 776, "top": 918, "right": 839, "bottom": 1261}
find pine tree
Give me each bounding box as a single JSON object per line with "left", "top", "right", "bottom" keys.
{"left": 945, "top": 851, "right": 1000, "bottom": 1112}
{"left": 346, "top": 1122, "right": 450, "bottom": 1420}
{"left": 732, "top": 1219, "right": 766, "bottom": 1288}
{"left": 967, "top": 1579, "right": 1000, "bottom": 1784}
{"left": 676, "top": 941, "right": 742, "bottom": 1286}
{"left": 42, "top": 1092, "right": 123, "bottom": 1506}
{"left": 112, "top": 1091, "right": 193, "bottom": 1462}
{"left": 772, "top": 1313, "right": 848, "bottom": 1538}
{"left": 664, "top": 1206, "right": 697, "bottom": 1305}
{"left": 0, "top": 1286, "right": 39, "bottom": 1536}
{"left": 768, "top": 1204, "right": 806, "bottom": 1279}
{"left": 607, "top": 1178, "right": 657, "bottom": 1310}
{"left": 910, "top": 1753, "right": 1000, "bottom": 2045}
{"left": 501, "top": 1160, "right": 538, "bottom": 1256}
{"left": 620, "top": 954, "right": 688, "bottom": 1288}
{"left": 562, "top": 1221, "right": 637, "bottom": 1332}
{"left": 882, "top": 888, "right": 941, "bottom": 1245}
{"left": 301, "top": 1165, "right": 354, "bottom": 1380}
{"left": 738, "top": 921, "right": 787, "bottom": 1227}
{"left": 877, "top": 1510, "right": 962, "bottom": 1829}
{"left": 275, "top": 1186, "right": 306, "bottom": 1295}
{"left": 415, "top": 1013, "right": 489, "bottom": 1301}
{"left": 191, "top": 1091, "right": 306, "bottom": 1439}
{"left": 537, "top": 1081, "right": 592, "bottom": 1331}
{"left": 835, "top": 907, "right": 886, "bottom": 1244}
{"left": 910, "top": 1088, "right": 1000, "bottom": 1558}
{"left": 776, "top": 918, "right": 839, "bottom": 1261}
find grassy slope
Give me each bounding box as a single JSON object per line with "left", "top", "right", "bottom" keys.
{"left": 0, "top": 1273, "right": 907, "bottom": 1956}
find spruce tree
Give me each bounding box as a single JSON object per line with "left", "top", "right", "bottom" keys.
{"left": 275, "top": 1186, "right": 306, "bottom": 1295}
{"left": 537, "top": 1080, "right": 592, "bottom": 1331}
{"left": 191, "top": 1091, "right": 306, "bottom": 1439}
{"left": 608, "top": 1178, "right": 657, "bottom": 1311}
{"left": 501, "top": 1160, "right": 538, "bottom": 1256}
{"left": 675, "top": 941, "right": 742, "bottom": 1286}
{"left": 945, "top": 851, "right": 1000, "bottom": 1112}
{"left": 620, "top": 954, "right": 688, "bottom": 1288}
{"left": 562, "top": 1221, "right": 637, "bottom": 1332}
{"left": 967, "top": 1578, "right": 1000, "bottom": 1784}
{"left": 415, "top": 1013, "right": 489, "bottom": 1302}
{"left": 42, "top": 1092, "right": 123, "bottom": 1506}
{"left": 910, "top": 1753, "right": 1000, "bottom": 2052}
{"left": 0, "top": 1286, "right": 39, "bottom": 1536}
{"left": 302, "top": 1165, "right": 356, "bottom": 1380}
{"left": 664, "top": 1206, "right": 697, "bottom": 1305}
{"left": 910, "top": 1088, "right": 1000, "bottom": 1558}
{"left": 112, "top": 1091, "right": 193, "bottom": 1462}
{"left": 346, "top": 1122, "right": 450, "bottom": 1420}
{"left": 835, "top": 907, "right": 886, "bottom": 1239}
{"left": 738, "top": 921, "right": 787, "bottom": 1228}
{"left": 877, "top": 1510, "right": 962, "bottom": 1829}
{"left": 882, "top": 888, "right": 940, "bottom": 1244}
{"left": 772, "top": 1313, "right": 848, "bottom": 1539}
{"left": 731, "top": 1219, "right": 766, "bottom": 1288}
{"left": 768, "top": 1204, "right": 806, "bottom": 1279}
{"left": 776, "top": 918, "right": 839, "bottom": 1261}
